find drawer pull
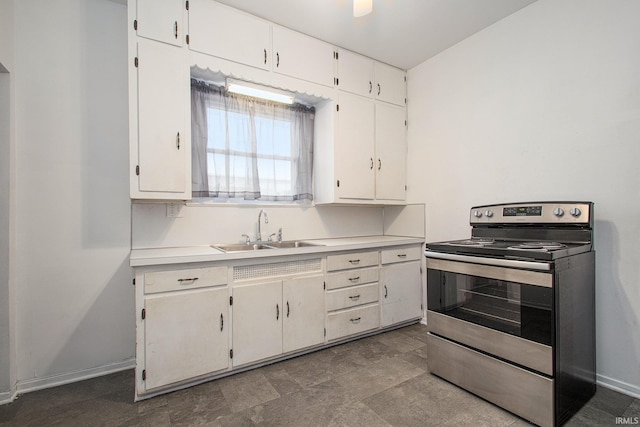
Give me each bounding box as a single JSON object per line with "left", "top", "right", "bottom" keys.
{"left": 177, "top": 277, "right": 199, "bottom": 284}
{"left": 397, "top": 253, "right": 407, "bottom": 258}
{"left": 348, "top": 276, "right": 360, "bottom": 282}
{"left": 350, "top": 317, "right": 361, "bottom": 324}
{"left": 348, "top": 259, "right": 360, "bottom": 265}
{"left": 348, "top": 294, "right": 361, "bottom": 301}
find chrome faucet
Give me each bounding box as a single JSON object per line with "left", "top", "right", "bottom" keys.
{"left": 257, "top": 209, "right": 269, "bottom": 241}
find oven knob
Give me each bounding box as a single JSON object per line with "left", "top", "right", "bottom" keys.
{"left": 553, "top": 208, "right": 565, "bottom": 217}
{"left": 485, "top": 210, "right": 493, "bottom": 218}
{"left": 570, "top": 207, "right": 581, "bottom": 217}
{"left": 473, "top": 210, "right": 483, "bottom": 218}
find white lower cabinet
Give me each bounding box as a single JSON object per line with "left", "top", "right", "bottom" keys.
{"left": 325, "top": 251, "right": 380, "bottom": 340}
{"left": 135, "top": 243, "right": 424, "bottom": 399}
{"left": 232, "top": 274, "right": 325, "bottom": 366}
{"left": 143, "top": 287, "right": 229, "bottom": 390}
{"left": 380, "top": 246, "right": 423, "bottom": 327}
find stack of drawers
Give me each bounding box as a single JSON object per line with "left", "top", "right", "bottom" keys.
{"left": 325, "top": 251, "right": 380, "bottom": 341}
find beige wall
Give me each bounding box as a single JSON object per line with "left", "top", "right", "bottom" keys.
{"left": 407, "top": 0, "right": 640, "bottom": 397}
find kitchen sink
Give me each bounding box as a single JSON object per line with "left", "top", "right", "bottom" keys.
{"left": 211, "top": 241, "right": 323, "bottom": 252}
{"left": 211, "top": 243, "right": 273, "bottom": 252}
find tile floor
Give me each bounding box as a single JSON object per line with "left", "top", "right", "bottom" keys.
{"left": 0, "top": 323, "right": 638, "bottom": 426}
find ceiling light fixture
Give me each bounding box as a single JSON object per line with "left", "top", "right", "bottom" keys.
{"left": 353, "top": 0, "right": 372, "bottom": 17}
{"left": 226, "top": 79, "right": 294, "bottom": 104}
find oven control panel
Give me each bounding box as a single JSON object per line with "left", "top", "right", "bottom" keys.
{"left": 470, "top": 202, "right": 592, "bottom": 225}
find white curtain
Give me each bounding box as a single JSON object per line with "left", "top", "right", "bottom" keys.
{"left": 191, "top": 80, "right": 314, "bottom": 201}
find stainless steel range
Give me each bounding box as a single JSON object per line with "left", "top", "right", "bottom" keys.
{"left": 425, "top": 202, "right": 595, "bottom": 427}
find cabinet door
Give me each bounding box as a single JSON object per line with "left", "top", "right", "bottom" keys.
{"left": 283, "top": 275, "right": 325, "bottom": 353}
{"left": 144, "top": 287, "right": 229, "bottom": 390}
{"left": 374, "top": 62, "right": 406, "bottom": 106}
{"left": 136, "top": 0, "right": 184, "bottom": 46}
{"left": 272, "top": 26, "right": 335, "bottom": 87}
{"left": 337, "top": 49, "right": 374, "bottom": 98}
{"left": 375, "top": 103, "right": 407, "bottom": 201}
{"left": 335, "top": 92, "right": 375, "bottom": 200}
{"left": 136, "top": 39, "right": 190, "bottom": 197}
{"left": 380, "top": 261, "right": 422, "bottom": 327}
{"left": 189, "top": 0, "right": 270, "bottom": 70}
{"left": 232, "top": 281, "right": 282, "bottom": 366}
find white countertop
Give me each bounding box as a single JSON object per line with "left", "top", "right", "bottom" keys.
{"left": 130, "top": 235, "right": 424, "bottom": 267}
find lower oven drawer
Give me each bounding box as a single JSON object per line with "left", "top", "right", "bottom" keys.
{"left": 427, "top": 311, "right": 553, "bottom": 376}
{"left": 427, "top": 333, "right": 554, "bottom": 427}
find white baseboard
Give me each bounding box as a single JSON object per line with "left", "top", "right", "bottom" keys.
{"left": 0, "top": 390, "right": 18, "bottom": 406}
{"left": 597, "top": 373, "right": 640, "bottom": 399}
{"left": 15, "top": 359, "right": 135, "bottom": 396}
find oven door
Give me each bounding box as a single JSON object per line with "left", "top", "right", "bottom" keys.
{"left": 426, "top": 252, "right": 554, "bottom": 375}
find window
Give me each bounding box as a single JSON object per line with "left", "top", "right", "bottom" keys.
{"left": 191, "top": 79, "right": 314, "bottom": 201}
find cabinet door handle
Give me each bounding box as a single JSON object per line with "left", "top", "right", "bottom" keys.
{"left": 174, "top": 21, "right": 178, "bottom": 39}
{"left": 369, "top": 81, "right": 372, "bottom": 93}
{"left": 276, "top": 52, "right": 280, "bottom": 67}
{"left": 176, "top": 132, "right": 180, "bottom": 150}
{"left": 350, "top": 317, "right": 361, "bottom": 324}
{"left": 348, "top": 294, "right": 361, "bottom": 301}
{"left": 348, "top": 276, "right": 360, "bottom": 282}
{"left": 220, "top": 313, "right": 224, "bottom": 331}
{"left": 276, "top": 303, "right": 279, "bottom": 320}
{"left": 286, "top": 301, "right": 290, "bottom": 317}
{"left": 348, "top": 259, "right": 360, "bottom": 265}
{"left": 264, "top": 48, "right": 267, "bottom": 64}
{"left": 384, "top": 285, "right": 388, "bottom": 298}
{"left": 378, "top": 159, "right": 381, "bottom": 170}
{"left": 377, "top": 83, "right": 381, "bottom": 96}
{"left": 370, "top": 158, "right": 374, "bottom": 170}
{"left": 177, "top": 277, "right": 199, "bottom": 284}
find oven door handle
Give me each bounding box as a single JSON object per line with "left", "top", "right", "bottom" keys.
{"left": 425, "top": 251, "right": 552, "bottom": 288}
{"left": 425, "top": 251, "right": 552, "bottom": 271}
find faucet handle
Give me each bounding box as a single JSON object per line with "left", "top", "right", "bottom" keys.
{"left": 241, "top": 234, "right": 251, "bottom": 244}
{"left": 277, "top": 227, "right": 283, "bottom": 243}
{"left": 267, "top": 233, "right": 277, "bottom": 242}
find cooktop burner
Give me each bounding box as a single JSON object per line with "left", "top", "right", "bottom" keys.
{"left": 443, "top": 238, "right": 495, "bottom": 247}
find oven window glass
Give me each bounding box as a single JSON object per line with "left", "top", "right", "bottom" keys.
{"left": 427, "top": 269, "right": 553, "bottom": 346}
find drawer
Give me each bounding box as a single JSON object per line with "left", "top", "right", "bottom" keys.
{"left": 326, "top": 283, "right": 379, "bottom": 311}
{"left": 326, "top": 251, "right": 378, "bottom": 271}
{"left": 381, "top": 245, "right": 422, "bottom": 264}
{"left": 326, "top": 303, "right": 379, "bottom": 341}
{"left": 326, "top": 266, "right": 379, "bottom": 290}
{"left": 144, "top": 266, "right": 227, "bottom": 294}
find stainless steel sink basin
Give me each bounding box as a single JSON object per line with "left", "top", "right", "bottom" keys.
{"left": 264, "top": 241, "right": 322, "bottom": 249}
{"left": 211, "top": 243, "right": 273, "bottom": 252}
{"left": 211, "top": 240, "right": 323, "bottom": 252}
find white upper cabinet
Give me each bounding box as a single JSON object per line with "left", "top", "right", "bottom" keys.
{"left": 337, "top": 48, "right": 375, "bottom": 98}
{"left": 335, "top": 93, "right": 376, "bottom": 201}
{"left": 337, "top": 49, "right": 406, "bottom": 107}
{"left": 134, "top": 38, "right": 190, "bottom": 199}
{"left": 272, "top": 26, "right": 336, "bottom": 87}
{"left": 374, "top": 62, "right": 406, "bottom": 106}
{"left": 188, "top": 0, "right": 271, "bottom": 70}
{"left": 375, "top": 103, "right": 407, "bottom": 201}
{"left": 136, "top": 0, "right": 185, "bottom": 46}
